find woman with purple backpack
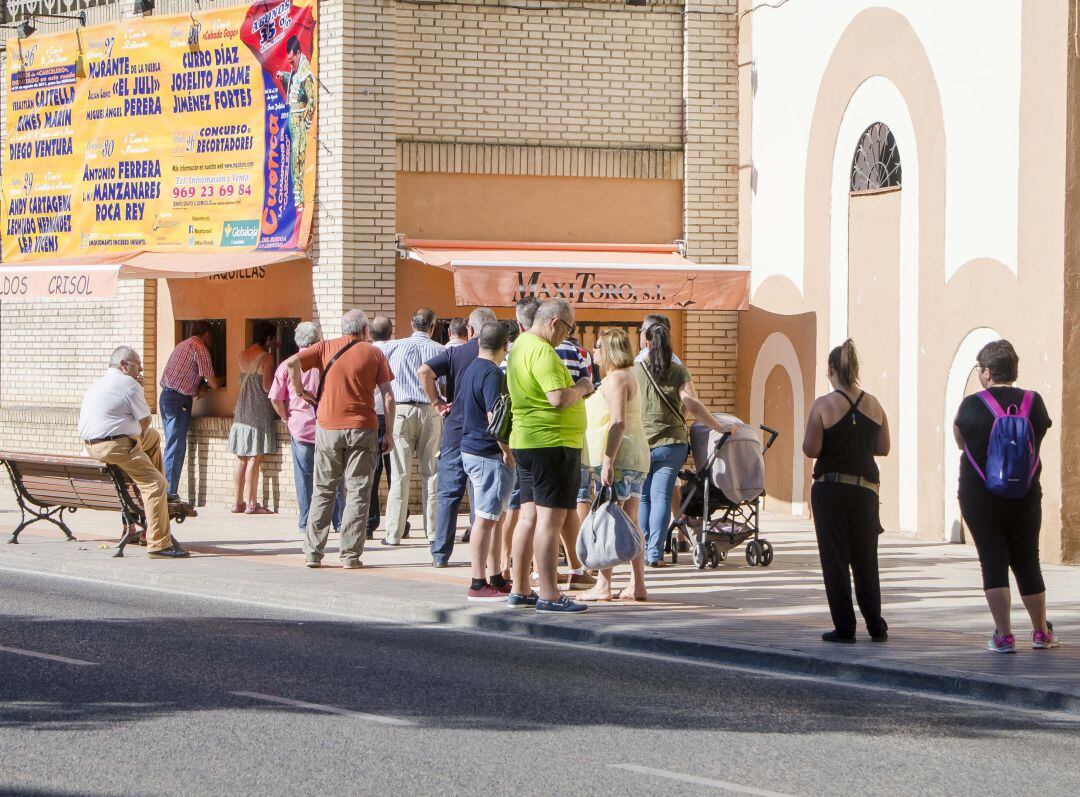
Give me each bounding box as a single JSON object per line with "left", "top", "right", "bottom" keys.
{"left": 953, "top": 340, "right": 1057, "bottom": 653}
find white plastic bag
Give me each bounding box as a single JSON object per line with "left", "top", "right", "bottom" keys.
{"left": 575, "top": 485, "right": 643, "bottom": 570}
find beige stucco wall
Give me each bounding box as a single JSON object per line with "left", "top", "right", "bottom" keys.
{"left": 738, "top": 2, "right": 1074, "bottom": 562}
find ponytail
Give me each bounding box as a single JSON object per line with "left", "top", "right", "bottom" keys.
{"left": 646, "top": 323, "right": 673, "bottom": 380}
{"left": 828, "top": 339, "right": 860, "bottom": 390}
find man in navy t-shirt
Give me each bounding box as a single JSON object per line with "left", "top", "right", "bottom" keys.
{"left": 458, "top": 321, "right": 516, "bottom": 601}
{"left": 418, "top": 306, "right": 497, "bottom": 566}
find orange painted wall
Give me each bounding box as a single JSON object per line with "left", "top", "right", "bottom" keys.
{"left": 395, "top": 172, "right": 686, "bottom": 348}
{"left": 762, "top": 364, "right": 796, "bottom": 512}
{"left": 157, "top": 260, "right": 314, "bottom": 417}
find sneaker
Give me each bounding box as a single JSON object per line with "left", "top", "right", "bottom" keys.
{"left": 432, "top": 560, "right": 449, "bottom": 569}
{"left": 507, "top": 591, "right": 539, "bottom": 608}
{"left": 986, "top": 632, "right": 1016, "bottom": 653}
{"left": 380, "top": 538, "right": 399, "bottom": 547}
{"left": 491, "top": 579, "right": 513, "bottom": 595}
{"left": 468, "top": 584, "right": 508, "bottom": 603}
{"left": 536, "top": 595, "right": 587, "bottom": 614}
{"left": 341, "top": 560, "right": 362, "bottom": 570}
{"left": 1033, "top": 621, "right": 1059, "bottom": 649}
{"left": 305, "top": 559, "right": 321, "bottom": 569}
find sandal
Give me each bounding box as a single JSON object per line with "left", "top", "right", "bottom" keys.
{"left": 618, "top": 593, "right": 648, "bottom": 603}
{"left": 245, "top": 504, "right": 274, "bottom": 515}
{"left": 230, "top": 502, "right": 246, "bottom": 513}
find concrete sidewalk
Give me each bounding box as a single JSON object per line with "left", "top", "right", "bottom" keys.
{"left": 3, "top": 493, "right": 1079, "bottom": 713}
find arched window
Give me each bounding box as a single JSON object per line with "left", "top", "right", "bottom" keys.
{"left": 850, "top": 122, "right": 902, "bottom": 192}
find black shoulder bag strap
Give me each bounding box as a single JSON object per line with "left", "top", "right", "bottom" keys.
{"left": 636, "top": 361, "right": 685, "bottom": 426}
{"left": 315, "top": 339, "right": 361, "bottom": 403}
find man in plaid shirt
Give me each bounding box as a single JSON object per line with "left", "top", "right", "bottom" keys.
{"left": 159, "top": 321, "right": 223, "bottom": 499}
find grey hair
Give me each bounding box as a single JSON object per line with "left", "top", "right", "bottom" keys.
{"left": 534, "top": 298, "right": 571, "bottom": 326}
{"left": 109, "top": 346, "right": 138, "bottom": 368}
{"left": 515, "top": 296, "right": 540, "bottom": 328}
{"left": 294, "top": 321, "right": 322, "bottom": 348}
{"left": 341, "top": 309, "right": 369, "bottom": 337}
{"left": 468, "top": 307, "right": 496, "bottom": 333}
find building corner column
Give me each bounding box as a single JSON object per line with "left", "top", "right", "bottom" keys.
{"left": 682, "top": 0, "right": 739, "bottom": 411}
{"left": 313, "top": 0, "right": 396, "bottom": 331}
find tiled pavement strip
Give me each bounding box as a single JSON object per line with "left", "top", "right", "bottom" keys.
{"left": 2, "top": 492, "right": 1079, "bottom": 713}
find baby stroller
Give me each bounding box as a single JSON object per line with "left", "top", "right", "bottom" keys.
{"left": 666, "top": 415, "right": 779, "bottom": 569}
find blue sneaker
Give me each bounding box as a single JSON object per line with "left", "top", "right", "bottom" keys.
{"left": 536, "top": 595, "right": 587, "bottom": 614}
{"left": 507, "top": 591, "right": 539, "bottom": 608}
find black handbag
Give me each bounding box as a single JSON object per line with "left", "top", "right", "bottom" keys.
{"left": 487, "top": 384, "right": 512, "bottom": 445}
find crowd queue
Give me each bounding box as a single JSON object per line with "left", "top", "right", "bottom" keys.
{"left": 76, "top": 300, "right": 1059, "bottom": 645}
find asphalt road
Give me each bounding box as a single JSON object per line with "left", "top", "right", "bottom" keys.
{"left": 1, "top": 571, "right": 1078, "bottom": 797}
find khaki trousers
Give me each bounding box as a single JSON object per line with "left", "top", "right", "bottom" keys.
{"left": 384, "top": 403, "right": 442, "bottom": 542}
{"left": 305, "top": 425, "right": 378, "bottom": 565}
{"left": 86, "top": 427, "right": 171, "bottom": 552}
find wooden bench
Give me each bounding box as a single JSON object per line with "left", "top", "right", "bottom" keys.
{"left": 0, "top": 450, "right": 191, "bottom": 557}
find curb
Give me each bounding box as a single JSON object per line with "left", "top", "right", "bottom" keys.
{"left": 3, "top": 554, "right": 1078, "bottom": 715}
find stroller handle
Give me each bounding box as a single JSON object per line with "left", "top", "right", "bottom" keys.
{"left": 760, "top": 424, "right": 780, "bottom": 452}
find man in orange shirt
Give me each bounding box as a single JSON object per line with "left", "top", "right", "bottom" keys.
{"left": 284, "top": 309, "right": 394, "bottom": 569}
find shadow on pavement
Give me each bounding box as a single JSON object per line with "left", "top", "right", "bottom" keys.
{"left": 1, "top": 613, "right": 1076, "bottom": 739}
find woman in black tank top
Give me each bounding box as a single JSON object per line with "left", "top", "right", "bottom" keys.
{"left": 802, "top": 340, "right": 891, "bottom": 644}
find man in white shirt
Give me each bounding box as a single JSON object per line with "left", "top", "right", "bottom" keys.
{"left": 79, "top": 346, "right": 190, "bottom": 558}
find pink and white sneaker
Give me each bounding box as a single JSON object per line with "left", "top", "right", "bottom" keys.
{"left": 986, "top": 632, "right": 1016, "bottom": 654}
{"left": 1033, "top": 621, "right": 1059, "bottom": 649}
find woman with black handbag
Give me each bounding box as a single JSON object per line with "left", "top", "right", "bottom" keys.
{"left": 635, "top": 315, "right": 733, "bottom": 567}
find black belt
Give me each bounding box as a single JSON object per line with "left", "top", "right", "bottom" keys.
{"left": 83, "top": 434, "right": 134, "bottom": 446}
{"left": 397, "top": 400, "right": 430, "bottom": 406}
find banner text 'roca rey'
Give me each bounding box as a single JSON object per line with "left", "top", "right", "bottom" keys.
{"left": 0, "top": 0, "right": 318, "bottom": 269}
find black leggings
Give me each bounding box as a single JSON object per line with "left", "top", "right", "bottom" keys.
{"left": 810, "top": 482, "right": 886, "bottom": 637}
{"left": 959, "top": 492, "right": 1045, "bottom": 595}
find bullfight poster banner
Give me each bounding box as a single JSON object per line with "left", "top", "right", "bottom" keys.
{"left": 1, "top": 0, "right": 318, "bottom": 262}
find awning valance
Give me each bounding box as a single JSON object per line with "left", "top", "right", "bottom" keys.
{"left": 0, "top": 250, "right": 307, "bottom": 300}
{"left": 401, "top": 239, "right": 750, "bottom": 311}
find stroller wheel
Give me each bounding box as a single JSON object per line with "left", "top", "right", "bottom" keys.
{"left": 717, "top": 549, "right": 727, "bottom": 562}
{"left": 670, "top": 540, "right": 679, "bottom": 565}
{"left": 693, "top": 543, "right": 708, "bottom": 570}
{"left": 745, "top": 540, "right": 762, "bottom": 567}
{"left": 759, "top": 539, "right": 774, "bottom": 567}
{"left": 707, "top": 542, "right": 720, "bottom": 569}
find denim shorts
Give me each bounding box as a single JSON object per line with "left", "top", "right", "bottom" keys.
{"left": 577, "top": 466, "right": 597, "bottom": 504}
{"left": 461, "top": 453, "right": 516, "bottom": 521}
{"left": 592, "top": 467, "right": 647, "bottom": 501}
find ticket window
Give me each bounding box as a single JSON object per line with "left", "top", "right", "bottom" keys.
{"left": 433, "top": 317, "right": 469, "bottom": 346}
{"left": 178, "top": 318, "right": 227, "bottom": 385}
{"left": 248, "top": 317, "right": 301, "bottom": 368}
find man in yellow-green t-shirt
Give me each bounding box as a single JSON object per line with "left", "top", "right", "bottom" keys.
{"left": 506, "top": 298, "right": 595, "bottom": 613}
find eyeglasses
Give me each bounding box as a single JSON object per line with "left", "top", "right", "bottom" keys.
{"left": 554, "top": 317, "right": 572, "bottom": 337}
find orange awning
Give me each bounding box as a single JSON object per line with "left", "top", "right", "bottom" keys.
{"left": 0, "top": 250, "right": 307, "bottom": 299}
{"left": 401, "top": 239, "right": 750, "bottom": 311}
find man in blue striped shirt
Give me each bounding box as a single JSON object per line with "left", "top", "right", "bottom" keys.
{"left": 381, "top": 308, "right": 446, "bottom": 545}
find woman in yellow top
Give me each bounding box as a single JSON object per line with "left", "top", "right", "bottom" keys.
{"left": 579, "top": 328, "right": 651, "bottom": 602}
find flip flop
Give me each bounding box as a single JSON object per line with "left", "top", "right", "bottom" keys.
{"left": 578, "top": 590, "right": 617, "bottom": 603}
{"left": 618, "top": 593, "right": 648, "bottom": 603}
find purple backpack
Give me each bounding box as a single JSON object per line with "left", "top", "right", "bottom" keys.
{"left": 964, "top": 390, "right": 1039, "bottom": 499}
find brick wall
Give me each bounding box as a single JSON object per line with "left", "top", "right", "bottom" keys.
{"left": 396, "top": 0, "right": 685, "bottom": 148}
{"left": 681, "top": 0, "right": 739, "bottom": 410}
{"left": 0, "top": 280, "right": 152, "bottom": 408}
